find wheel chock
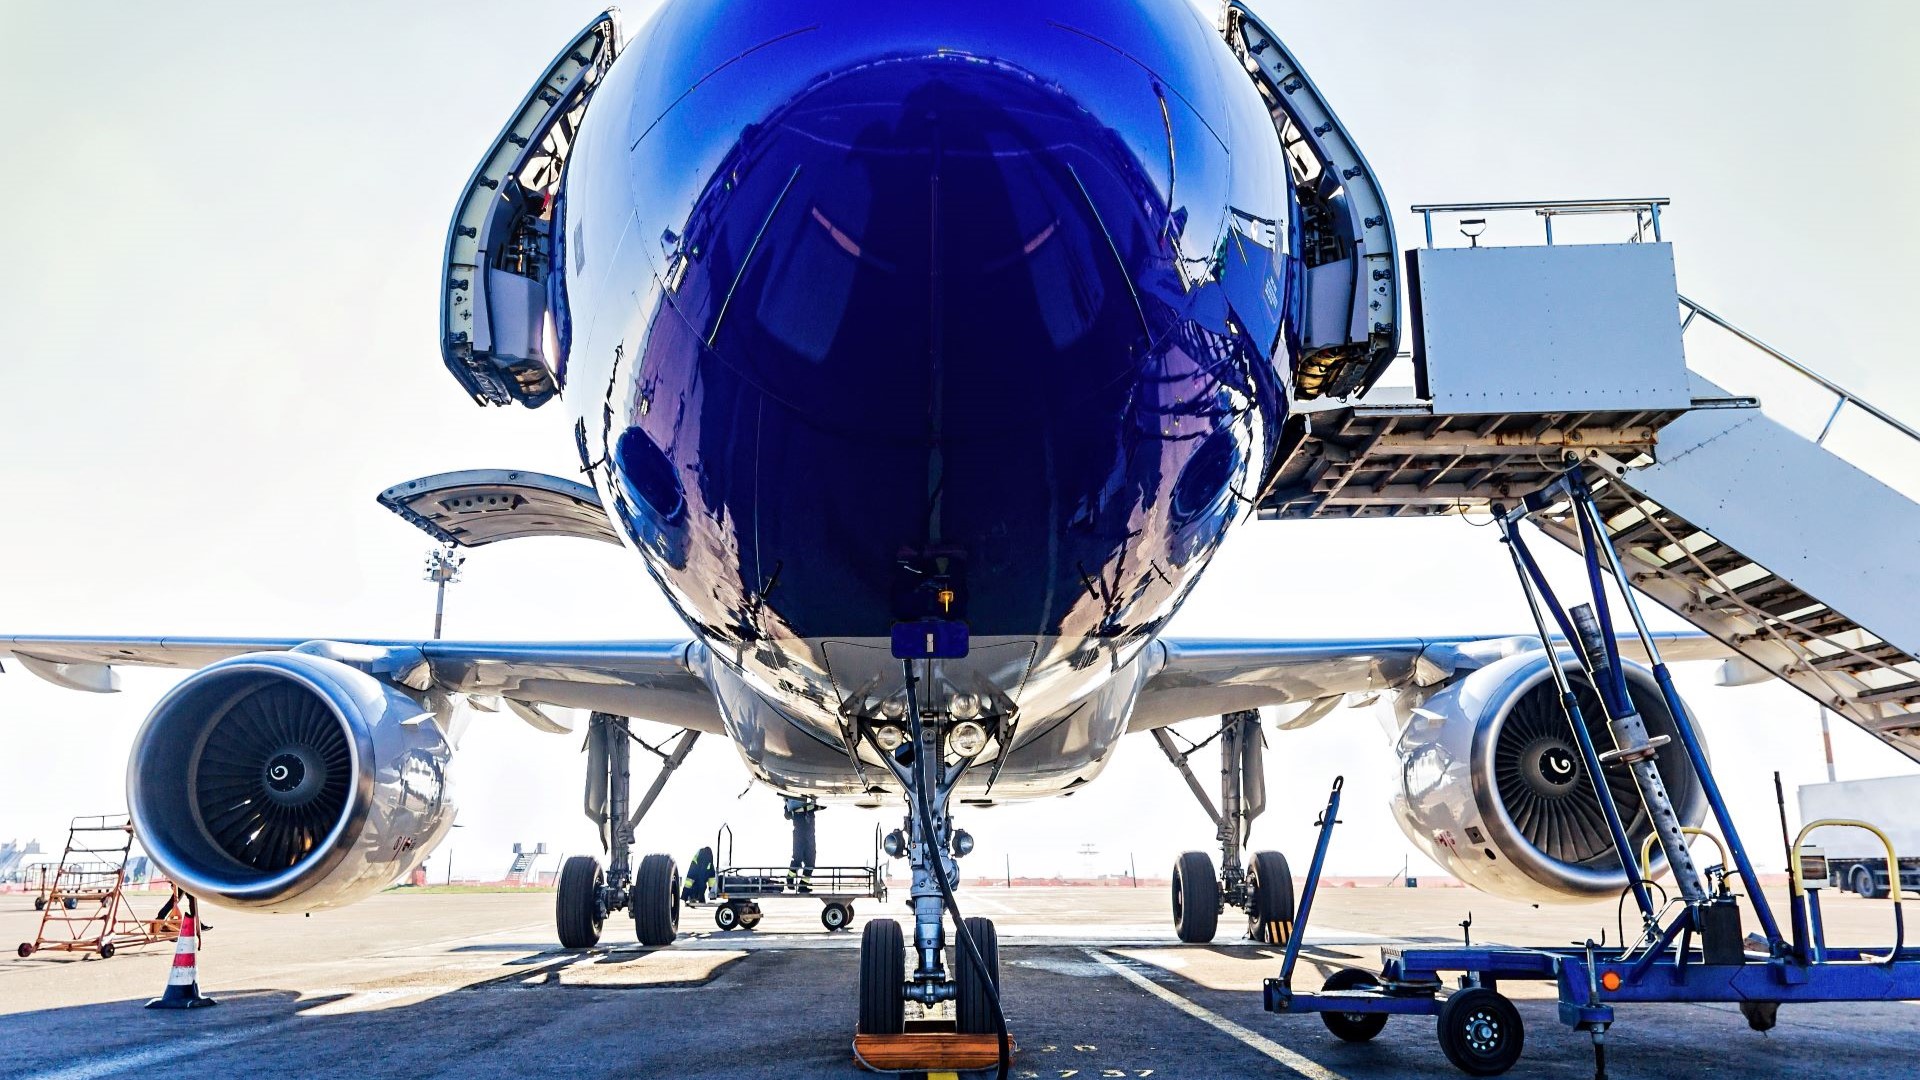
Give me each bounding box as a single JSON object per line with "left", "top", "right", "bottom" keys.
{"left": 853, "top": 1025, "right": 1014, "bottom": 1073}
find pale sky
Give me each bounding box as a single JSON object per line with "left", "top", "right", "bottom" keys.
{"left": 2, "top": 1, "right": 1916, "bottom": 896}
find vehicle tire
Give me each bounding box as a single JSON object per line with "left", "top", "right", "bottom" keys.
{"left": 822, "top": 902, "right": 853, "bottom": 932}
{"left": 1172, "top": 851, "right": 1219, "bottom": 944}
{"left": 858, "top": 918, "right": 906, "bottom": 1035}
{"left": 17, "top": 943, "right": 33, "bottom": 958}
{"left": 633, "top": 853, "right": 680, "bottom": 947}
{"left": 555, "top": 855, "right": 606, "bottom": 949}
{"left": 956, "top": 916, "right": 1001, "bottom": 1035}
{"left": 97, "top": 942, "right": 115, "bottom": 960}
{"left": 1249, "top": 851, "right": 1295, "bottom": 944}
{"left": 715, "top": 904, "right": 741, "bottom": 931}
{"left": 32, "top": 898, "right": 44, "bottom": 912}
{"left": 63, "top": 897, "right": 77, "bottom": 911}
{"left": 1437, "top": 987, "right": 1524, "bottom": 1076}
{"left": 1320, "top": 968, "right": 1389, "bottom": 1042}
{"left": 739, "top": 903, "right": 763, "bottom": 930}
{"left": 1850, "top": 864, "right": 1886, "bottom": 900}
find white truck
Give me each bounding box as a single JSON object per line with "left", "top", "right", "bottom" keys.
{"left": 1798, "top": 775, "right": 1920, "bottom": 898}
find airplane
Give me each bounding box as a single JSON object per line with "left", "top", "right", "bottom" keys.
{"left": 1, "top": 0, "right": 1730, "bottom": 1056}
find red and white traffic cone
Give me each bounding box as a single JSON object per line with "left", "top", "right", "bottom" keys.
{"left": 146, "top": 901, "right": 217, "bottom": 1010}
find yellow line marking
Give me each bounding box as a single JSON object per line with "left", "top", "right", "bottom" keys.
{"left": 1083, "top": 949, "right": 1346, "bottom": 1080}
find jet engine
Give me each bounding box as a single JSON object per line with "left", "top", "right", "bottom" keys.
{"left": 127, "top": 650, "right": 455, "bottom": 911}
{"left": 1389, "top": 650, "right": 1705, "bottom": 902}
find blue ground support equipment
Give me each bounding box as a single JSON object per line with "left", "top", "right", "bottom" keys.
{"left": 1264, "top": 466, "right": 1920, "bottom": 1078}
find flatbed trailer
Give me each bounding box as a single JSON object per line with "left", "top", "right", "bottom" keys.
{"left": 692, "top": 823, "right": 889, "bottom": 932}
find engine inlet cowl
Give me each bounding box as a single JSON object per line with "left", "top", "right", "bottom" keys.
{"left": 127, "top": 649, "right": 455, "bottom": 911}
{"left": 1389, "top": 649, "right": 1706, "bottom": 903}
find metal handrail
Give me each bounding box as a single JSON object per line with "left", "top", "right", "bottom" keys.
{"left": 1411, "top": 198, "right": 1671, "bottom": 213}
{"left": 1677, "top": 295, "right": 1920, "bottom": 446}
{"left": 1413, "top": 198, "right": 1669, "bottom": 246}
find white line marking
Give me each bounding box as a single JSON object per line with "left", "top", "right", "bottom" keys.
{"left": 1084, "top": 949, "right": 1346, "bottom": 1080}
{"left": 21, "top": 1034, "right": 230, "bottom": 1080}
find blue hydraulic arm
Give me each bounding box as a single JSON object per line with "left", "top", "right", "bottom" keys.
{"left": 1499, "top": 515, "right": 1657, "bottom": 922}
{"left": 1572, "top": 483, "right": 1787, "bottom": 951}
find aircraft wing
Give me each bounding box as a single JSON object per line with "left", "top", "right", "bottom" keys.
{"left": 1128, "top": 631, "right": 1734, "bottom": 732}
{"left": 0, "top": 635, "right": 723, "bottom": 734}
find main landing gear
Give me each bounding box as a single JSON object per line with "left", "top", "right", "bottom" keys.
{"left": 1155, "top": 710, "right": 1295, "bottom": 944}
{"left": 555, "top": 712, "right": 699, "bottom": 949}
{"left": 854, "top": 660, "right": 1008, "bottom": 1074}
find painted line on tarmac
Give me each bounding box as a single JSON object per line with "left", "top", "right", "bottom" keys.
{"left": 21, "top": 1034, "right": 230, "bottom": 1080}
{"left": 1084, "top": 949, "right": 1345, "bottom": 1080}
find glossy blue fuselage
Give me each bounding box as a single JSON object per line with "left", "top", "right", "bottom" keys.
{"left": 560, "top": 0, "right": 1301, "bottom": 795}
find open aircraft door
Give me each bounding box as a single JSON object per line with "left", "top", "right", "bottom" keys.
{"left": 1221, "top": 2, "right": 1400, "bottom": 401}
{"left": 440, "top": 11, "right": 621, "bottom": 409}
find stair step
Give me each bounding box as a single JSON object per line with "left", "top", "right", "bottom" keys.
{"left": 1811, "top": 642, "right": 1914, "bottom": 673}
{"left": 1856, "top": 681, "right": 1920, "bottom": 707}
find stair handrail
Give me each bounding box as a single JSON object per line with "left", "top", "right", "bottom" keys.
{"left": 1677, "top": 295, "right": 1920, "bottom": 447}
{"left": 1411, "top": 197, "right": 1669, "bottom": 247}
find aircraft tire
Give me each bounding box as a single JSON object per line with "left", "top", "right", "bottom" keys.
{"left": 1173, "top": 851, "right": 1219, "bottom": 944}
{"left": 633, "top": 853, "right": 680, "bottom": 947}
{"left": 1249, "top": 850, "right": 1295, "bottom": 943}
{"left": 955, "top": 916, "right": 1000, "bottom": 1035}
{"left": 555, "top": 855, "right": 605, "bottom": 949}
{"left": 858, "top": 918, "right": 906, "bottom": 1035}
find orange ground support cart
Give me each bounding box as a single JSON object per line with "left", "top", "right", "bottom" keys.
{"left": 16, "top": 815, "right": 181, "bottom": 960}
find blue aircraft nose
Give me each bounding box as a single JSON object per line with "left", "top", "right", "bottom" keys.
{"left": 571, "top": 0, "right": 1294, "bottom": 646}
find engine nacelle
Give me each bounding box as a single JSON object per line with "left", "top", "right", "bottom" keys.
{"left": 1390, "top": 650, "right": 1706, "bottom": 902}
{"left": 127, "top": 650, "right": 456, "bottom": 912}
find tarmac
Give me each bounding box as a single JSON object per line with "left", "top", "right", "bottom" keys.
{"left": 2, "top": 883, "right": 1916, "bottom": 1079}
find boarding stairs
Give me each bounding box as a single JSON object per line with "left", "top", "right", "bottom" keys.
{"left": 1259, "top": 199, "right": 1920, "bottom": 766}
{"left": 505, "top": 852, "right": 538, "bottom": 882}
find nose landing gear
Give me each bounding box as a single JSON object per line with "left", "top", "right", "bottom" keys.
{"left": 851, "top": 660, "right": 1010, "bottom": 1077}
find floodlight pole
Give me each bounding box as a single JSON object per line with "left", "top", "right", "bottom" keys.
{"left": 424, "top": 544, "right": 465, "bottom": 640}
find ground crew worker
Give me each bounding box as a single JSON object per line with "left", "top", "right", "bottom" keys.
{"left": 784, "top": 796, "right": 820, "bottom": 892}
{"left": 682, "top": 846, "right": 715, "bottom": 904}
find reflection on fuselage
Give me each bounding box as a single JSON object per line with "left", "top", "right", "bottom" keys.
{"left": 559, "top": 0, "right": 1301, "bottom": 798}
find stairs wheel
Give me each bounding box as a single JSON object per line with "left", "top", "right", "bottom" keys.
{"left": 1437, "top": 987, "right": 1524, "bottom": 1076}
{"left": 1320, "top": 967, "right": 1389, "bottom": 1042}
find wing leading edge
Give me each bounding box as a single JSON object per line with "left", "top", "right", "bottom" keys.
{"left": 1131, "top": 631, "right": 1734, "bottom": 732}
{"left": 0, "top": 635, "right": 723, "bottom": 734}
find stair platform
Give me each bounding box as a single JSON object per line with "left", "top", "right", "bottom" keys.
{"left": 1258, "top": 197, "right": 1920, "bottom": 763}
